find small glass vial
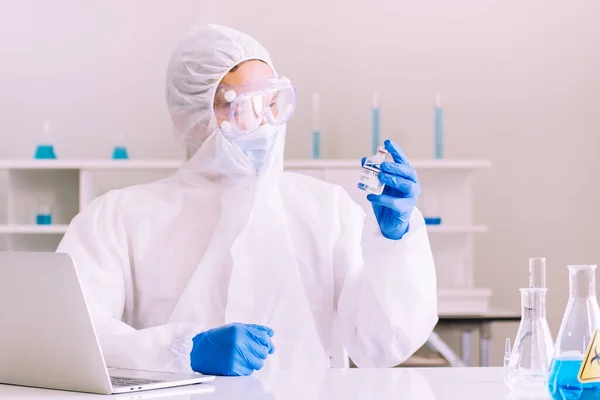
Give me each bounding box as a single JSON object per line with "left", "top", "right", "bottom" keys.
{"left": 357, "top": 146, "right": 388, "bottom": 195}
{"left": 35, "top": 204, "right": 53, "bottom": 225}
{"left": 112, "top": 131, "right": 129, "bottom": 159}
{"left": 34, "top": 121, "right": 57, "bottom": 160}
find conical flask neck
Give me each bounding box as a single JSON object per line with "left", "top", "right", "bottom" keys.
{"left": 569, "top": 265, "right": 597, "bottom": 298}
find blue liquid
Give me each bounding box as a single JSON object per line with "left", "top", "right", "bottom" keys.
{"left": 311, "top": 130, "right": 321, "bottom": 159}
{"left": 112, "top": 146, "right": 129, "bottom": 160}
{"left": 36, "top": 214, "right": 52, "bottom": 225}
{"left": 34, "top": 145, "right": 57, "bottom": 159}
{"left": 424, "top": 217, "right": 442, "bottom": 225}
{"left": 434, "top": 107, "right": 443, "bottom": 159}
{"left": 371, "top": 108, "right": 380, "bottom": 155}
{"left": 548, "top": 359, "right": 600, "bottom": 400}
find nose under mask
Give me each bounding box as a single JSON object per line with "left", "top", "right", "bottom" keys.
{"left": 221, "top": 125, "right": 278, "bottom": 172}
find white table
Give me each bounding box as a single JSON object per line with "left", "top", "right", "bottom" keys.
{"left": 0, "top": 367, "right": 541, "bottom": 399}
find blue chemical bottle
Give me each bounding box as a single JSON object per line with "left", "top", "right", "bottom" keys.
{"left": 434, "top": 94, "right": 443, "bottom": 159}
{"left": 112, "top": 146, "right": 129, "bottom": 159}
{"left": 35, "top": 205, "right": 52, "bottom": 225}
{"left": 34, "top": 121, "right": 57, "bottom": 159}
{"left": 112, "top": 131, "right": 130, "bottom": 159}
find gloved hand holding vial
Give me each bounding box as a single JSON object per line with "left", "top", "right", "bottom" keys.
{"left": 358, "top": 139, "right": 420, "bottom": 240}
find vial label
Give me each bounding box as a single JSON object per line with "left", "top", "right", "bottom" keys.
{"left": 357, "top": 165, "right": 384, "bottom": 195}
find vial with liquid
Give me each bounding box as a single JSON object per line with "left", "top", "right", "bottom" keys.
{"left": 35, "top": 204, "right": 52, "bottom": 225}
{"left": 112, "top": 131, "right": 129, "bottom": 159}
{"left": 357, "top": 146, "right": 388, "bottom": 195}
{"left": 548, "top": 265, "right": 600, "bottom": 400}
{"left": 34, "top": 121, "right": 57, "bottom": 159}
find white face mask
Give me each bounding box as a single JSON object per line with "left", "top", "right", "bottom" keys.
{"left": 221, "top": 125, "right": 278, "bottom": 172}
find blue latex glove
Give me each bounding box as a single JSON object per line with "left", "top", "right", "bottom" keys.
{"left": 190, "top": 323, "right": 275, "bottom": 376}
{"left": 362, "top": 139, "right": 420, "bottom": 240}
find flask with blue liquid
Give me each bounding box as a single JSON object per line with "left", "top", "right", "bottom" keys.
{"left": 548, "top": 265, "right": 600, "bottom": 400}
{"left": 34, "top": 121, "right": 57, "bottom": 159}
{"left": 112, "top": 131, "right": 129, "bottom": 160}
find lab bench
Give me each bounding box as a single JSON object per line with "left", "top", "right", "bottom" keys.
{"left": 0, "top": 367, "right": 519, "bottom": 399}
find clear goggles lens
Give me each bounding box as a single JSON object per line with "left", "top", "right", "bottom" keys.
{"left": 214, "top": 77, "right": 296, "bottom": 134}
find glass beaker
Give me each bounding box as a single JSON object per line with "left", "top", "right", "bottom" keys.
{"left": 112, "top": 131, "right": 129, "bottom": 159}
{"left": 504, "top": 288, "right": 554, "bottom": 396}
{"left": 548, "top": 265, "right": 600, "bottom": 400}
{"left": 34, "top": 121, "right": 57, "bottom": 159}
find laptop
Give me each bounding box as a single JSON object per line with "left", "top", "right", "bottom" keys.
{"left": 0, "top": 251, "right": 215, "bottom": 395}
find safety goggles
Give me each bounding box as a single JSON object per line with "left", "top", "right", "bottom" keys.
{"left": 214, "top": 76, "right": 296, "bottom": 134}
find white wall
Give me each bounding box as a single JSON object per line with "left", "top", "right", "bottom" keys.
{"left": 2, "top": 0, "right": 600, "bottom": 365}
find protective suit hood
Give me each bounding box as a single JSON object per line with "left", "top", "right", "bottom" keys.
{"left": 165, "top": 24, "right": 283, "bottom": 183}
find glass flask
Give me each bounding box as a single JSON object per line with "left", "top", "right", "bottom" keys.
{"left": 112, "top": 131, "right": 129, "bottom": 159}
{"left": 34, "top": 121, "right": 57, "bottom": 159}
{"left": 504, "top": 288, "right": 555, "bottom": 396}
{"left": 548, "top": 265, "right": 600, "bottom": 400}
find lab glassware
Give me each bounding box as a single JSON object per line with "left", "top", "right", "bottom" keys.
{"left": 112, "top": 131, "right": 129, "bottom": 159}
{"left": 434, "top": 93, "right": 443, "bottom": 159}
{"left": 371, "top": 93, "right": 380, "bottom": 155}
{"left": 35, "top": 204, "right": 52, "bottom": 225}
{"left": 357, "top": 146, "right": 388, "bottom": 195}
{"left": 422, "top": 194, "right": 442, "bottom": 225}
{"left": 504, "top": 288, "right": 554, "bottom": 396}
{"left": 34, "top": 121, "right": 57, "bottom": 159}
{"left": 529, "top": 257, "right": 547, "bottom": 289}
{"left": 548, "top": 265, "right": 600, "bottom": 400}
{"left": 311, "top": 93, "right": 321, "bottom": 159}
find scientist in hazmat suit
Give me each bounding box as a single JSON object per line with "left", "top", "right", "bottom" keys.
{"left": 57, "top": 24, "right": 438, "bottom": 377}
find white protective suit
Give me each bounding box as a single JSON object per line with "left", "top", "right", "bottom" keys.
{"left": 56, "top": 24, "right": 438, "bottom": 374}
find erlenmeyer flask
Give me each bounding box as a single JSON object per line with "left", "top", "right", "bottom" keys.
{"left": 548, "top": 265, "right": 600, "bottom": 400}
{"left": 504, "top": 288, "right": 554, "bottom": 396}
{"left": 112, "top": 131, "right": 129, "bottom": 159}
{"left": 34, "top": 121, "right": 57, "bottom": 159}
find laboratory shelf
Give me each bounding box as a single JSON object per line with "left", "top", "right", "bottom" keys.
{"left": 0, "top": 224, "right": 69, "bottom": 234}
{"left": 0, "top": 159, "right": 491, "bottom": 171}
{"left": 426, "top": 225, "right": 488, "bottom": 234}
{"left": 0, "top": 159, "right": 182, "bottom": 170}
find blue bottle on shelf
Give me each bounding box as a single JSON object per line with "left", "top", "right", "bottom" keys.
{"left": 35, "top": 205, "right": 52, "bottom": 225}
{"left": 112, "top": 132, "right": 130, "bottom": 160}
{"left": 112, "top": 146, "right": 129, "bottom": 160}
{"left": 34, "top": 121, "right": 57, "bottom": 160}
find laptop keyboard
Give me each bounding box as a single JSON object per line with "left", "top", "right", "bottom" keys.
{"left": 110, "top": 376, "right": 165, "bottom": 387}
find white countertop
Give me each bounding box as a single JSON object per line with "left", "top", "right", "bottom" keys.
{"left": 0, "top": 367, "right": 546, "bottom": 400}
